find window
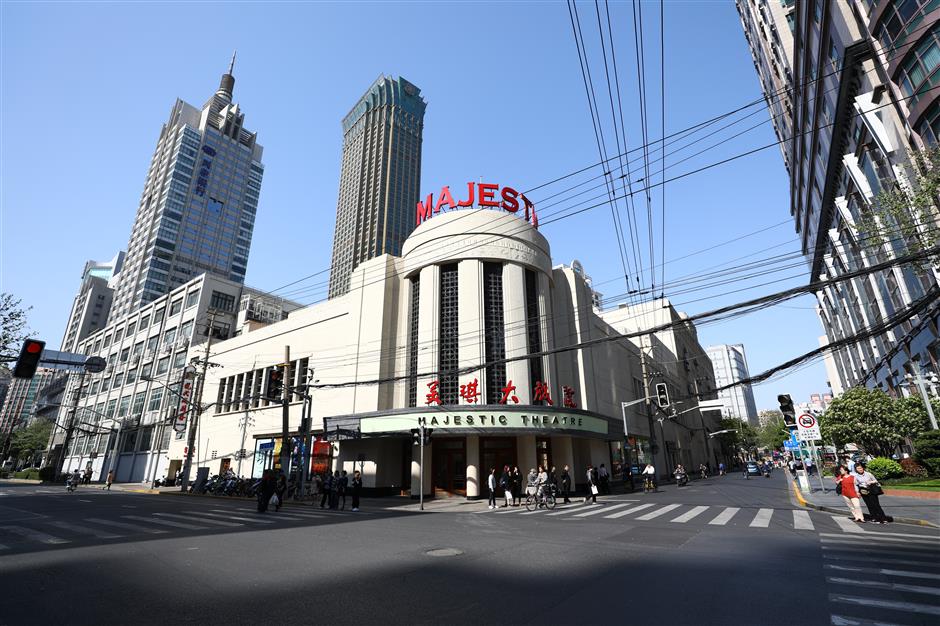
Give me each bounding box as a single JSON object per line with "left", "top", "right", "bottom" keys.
{"left": 105, "top": 398, "right": 118, "bottom": 419}
{"left": 163, "top": 327, "right": 177, "bottom": 346}
{"left": 118, "top": 395, "right": 131, "bottom": 417}
{"left": 917, "top": 101, "right": 940, "bottom": 145}
{"left": 139, "top": 315, "right": 150, "bottom": 328}
{"left": 146, "top": 335, "right": 159, "bottom": 354}
{"left": 407, "top": 277, "right": 420, "bottom": 407}
{"left": 101, "top": 376, "right": 111, "bottom": 392}
{"left": 169, "top": 298, "right": 183, "bottom": 316}
{"left": 132, "top": 341, "right": 144, "bottom": 358}
{"left": 138, "top": 426, "right": 154, "bottom": 452}
{"left": 439, "top": 264, "right": 459, "bottom": 405}
{"left": 126, "top": 368, "right": 138, "bottom": 384}
{"left": 103, "top": 334, "right": 112, "bottom": 349}
{"left": 125, "top": 322, "right": 137, "bottom": 336}
{"left": 185, "top": 290, "right": 199, "bottom": 309}
{"left": 90, "top": 381, "right": 100, "bottom": 395}
{"left": 156, "top": 356, "right": 170, "bottom": 375}
{"left": 484, "top": 264, "right": 506, "bottom": 404}
{"left": 897, "top": 25, "right": 940, "bottom": 98}
{"left": 180, "top": 320, "right": 194, "bottom": 339}
{"left": 173, "top": 351, "right": 187, "bottom": 370}
{"left": 121, "top": 430, "right": 138, "bottom": 453}
{"left": 113, "top": 327, "right": 124, "bottom": 343}
{"left": 153, "top": 308, "right": 165, "bottom": 325}
{"left": 113, "top": 371, "right": 124, "bottom": 388}
{"left": 210, "top": 290, "right": 236, "bottom": 312}
{"left": 132, "top": 392, "right": 146, "bottom": 416}
{"left": 120, "top": 347, "right": 130, "bottom": 363}
{"left": 525, "top": 269, "right": 544, "bottom": 398}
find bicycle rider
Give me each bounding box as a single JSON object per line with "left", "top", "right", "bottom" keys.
{"left": 536, "top": 465, "right": 549, "bottom": 506}
{"left": 642, "top": 463, "right": 656, "bottom": 491}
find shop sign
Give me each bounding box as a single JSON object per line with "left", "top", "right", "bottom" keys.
{"left": 173, "top": 379, "right": 193, "bottom": 433}
{"left": 426, "top": 379, "right": 572, "bottom": 407}
{"left": 359, "top": 408, "right": 607, "bottom": 435}
{"left": 415, "top": 182, "right": 537, "bottom": 228}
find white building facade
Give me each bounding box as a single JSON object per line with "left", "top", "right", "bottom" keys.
{"left": 706, "top": 344, "right": 759, "bottom": 425}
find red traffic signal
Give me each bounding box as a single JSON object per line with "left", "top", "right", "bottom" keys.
{"left": 13, "top": 338, "right": 46, "bottom": 379}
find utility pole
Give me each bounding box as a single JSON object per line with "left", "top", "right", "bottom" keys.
{"left": 907, "top": 359, "right": 939, "bottom": 430}
{"left": 297, "top": 389, "right": 310, "bottom": 500}
{"left": 639, "top": 335, "right": 660, "bottom": 477}
{"left": 419, "top": 423, "right": 425, "bottom": 511}
{"left": 280, "top": 345, "right": 291, "bottom": 476}
{"left": 179, "top": 312, "right": 216, "bottom": 492}
{"left": 56, "top": 370, "right": 87, "bottom": 477}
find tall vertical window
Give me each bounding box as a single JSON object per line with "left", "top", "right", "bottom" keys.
{"left": 439, "top": 264, "right": 459, "bottom": 405}
{"left": 525, "top": 269, "right": 544, "bottom": 398}
{"left": 407, "top": 277, "right": 420, "bottom": 407}
{"left": 483, "top": 263, "right": 506, "bottom": 404}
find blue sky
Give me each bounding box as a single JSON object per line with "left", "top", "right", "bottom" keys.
{"left": 0, "top": 1, "right": 829, "bottom": 411}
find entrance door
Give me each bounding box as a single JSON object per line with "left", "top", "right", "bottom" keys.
{"left": 480, "top": 437, "right": 517, "bottom": 497}
{"left": 535, "top": 437, "right": 553, "bottom": 472}
{"left": 432, "top": 438, "right": 466, "bottom": 495}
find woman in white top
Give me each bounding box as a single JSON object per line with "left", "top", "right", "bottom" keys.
{"left": 487, "top": 468, "right": 497, "bottom": 510}
{"left": 853, "top": 462, "right": 887, "bottom": 524}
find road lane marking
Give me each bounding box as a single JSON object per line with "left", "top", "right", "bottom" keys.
{"left": 46, "top": 521, "right": 121, "bottom": 539}
{"left": 819, "top": 531, "right": 940, "bottom": 545}
{"left": 122, "top": 515, "right": 207, "bottom": 530}
{"left": 636, "top": 504, "right": 682, "bottom": 521}
{"left": 85, "top": 518, "right": 168, "bottom": 534}
{"left": 0, "top": 525, "right": 70, "bottom": 545}
{"left": 749, "top": 508, "right": 773, "bottom": 528}
{"left": 211, "top": 509, "right": 307, "bottom": 522}
{"left": 571, "top": 503, "right": 634, "bottom": 518}
{"left": 793, "top": 510, "right": 814, "bottom": 531}
{"left": 186, "top": 511, "right": 274, "bottom": 524}
{"left": 830, "top": 614, "right": 906, "bottom": 626}
{"left": 828, "top": 594, "right": 940, "bottom": 616}
{"left": 0, "top": 543, "right": 7, "bottom": 550}
{"left": 825, "top": 564, "right": 940, "bottom": 581}
{"left": 826, "top": 576, "right": 939, "bottom": 596}
{"left": 830, "top": 517, "right": 866, "bottom": 534}
{"left": 547, "top": 504, "right": 599, "bottom": 517}
{"left": 493, "top": 506, "right": 530, "bottom": 515}
{"left": 822, "top": 552, "right": 940, "bottom": 568}
{"left": 708, "top": 507, "right": 740, "bottom": 525}
{"left": 520, "top": 504, "right": 577, "bottom": 516}
{"left": 671, "top": 506, "right": 709, "bottom": 524}
{"left": 819, "top": 539, "right": 936, "bottom": 556}
{"left": 603, "top": 503, "right": 656, "bottom": 519}
{"left": 153, "top": 513, "right": 242, "bottom": 527}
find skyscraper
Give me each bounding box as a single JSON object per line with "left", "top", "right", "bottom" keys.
{"left": 110, "top": 55, "right": 264, "bottom": 319}
{"left": 706, "top": 344, "right": 758, "bottom": 426}
{"left": 60, "top": 251, "right": 124, "bottom": 354}
{"left": 328, "top": 75, "right": 426, "bottom": 299}
{"left": 736, "top": 1, "right": 940, "bottom": 395}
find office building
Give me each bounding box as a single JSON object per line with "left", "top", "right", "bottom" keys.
{"left": 0, "top": 368, "right": 56, "bottom": 447}
{"left": 736, "top": 0, "right": 940, "bottom": 395}
{"left": 147, "top": 206, "right": 721, "bottom": 495}
{"left": 706, "top": 344, "right": 759, "bottom": 425}
{"left": 60, "top": 252, "right": 125, "bottom": 354}
{"left": 110, "top": 57, "right": 264, "bottom": 319}
{"left": 328, "top": 76, "right": 426, "bottom": 299}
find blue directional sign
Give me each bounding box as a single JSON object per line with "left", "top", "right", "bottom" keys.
{"left": 783, "top": 432, "right": 800, "bottom": 450}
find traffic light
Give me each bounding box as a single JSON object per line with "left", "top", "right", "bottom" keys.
{"left": 423, "top": 428, "right": 433, "bottom": 445}
{"left": 12, "top": 339, "right": 45, "bottom": 379}
{"left": 266, "top": 368, "right": 283, "bottom": 400}
{"left": 411, "top": 428, "right": 421, "bottom": 446}
{"left": 778, "top": 394, "right": 796, "bottom": 427}
{"left": 654, "top": 382, "right": 670, "bottom": 409}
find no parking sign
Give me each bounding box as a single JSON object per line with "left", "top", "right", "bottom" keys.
{"left": 796, "top": 413, "right": 821, "bottom": 441}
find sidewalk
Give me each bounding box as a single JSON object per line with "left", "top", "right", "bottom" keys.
{"left": 789, "top": 477, "right": 940, "bottom": 528}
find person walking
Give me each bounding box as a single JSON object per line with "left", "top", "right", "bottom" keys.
{"left": 274, "top": 471, "right": 287, "bottom": 512}
{"left": 498, "top": 465, "right": 511, "bottom": 508}
{"left": 598, "top": 464, "right": 610, "bottom": 494}
{"left": 584, "top": 465, "right": 598, "bottom": 504}
{"left": 719, "top": 462, "right": 726, "bottom": 476}
{"left": 319, "top": 472, "right": 333, "bottom": 509}
{"left": 257, "top": 469, "right": 276, "bottom": 513}
{"left": 853, "top": 462, "right": 888, "bottom": 524}
{"left": 560, "top": 465, "right": 572, "bottom": 503}
{"left": 351, "top": 470, "right": 362, "bottom": 512}
{"left": 82, "top": 467, "right": 93, "bottom": 485}
{"left": 329, "top": 470, "right": 341, "bottom": 509}
{"left": 511, "top": 466, "right": 522, "bottom": 506}
{"left": 106, "top": 469, "right": 115, "bottom": 490}
{"left": 487, "top": 468, "right": 498, "bottom": 509}
{"left": 338, "top": 470, "right": 349, "bottom": 510}
{"left": 835, "top": 465, "right": 865, "bottom": 523}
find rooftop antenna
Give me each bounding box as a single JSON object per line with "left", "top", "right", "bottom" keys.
{"left": 229, "top": 50, "right": 237, "bottom": 75}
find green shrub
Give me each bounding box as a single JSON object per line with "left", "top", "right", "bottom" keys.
{"left": 914, "top": 430, "right": 940, "bottom": 462}
{"left": 899, "top": 458, "right": 929, "bottom": 478}
{"left": 12, "top": 469, "right": 40, "bottom": 480}
{"left": 920, "top": 458, "right": 940, "bottom": 477}
{"left": 866, "top": 457, "right": 905, "bottom": 480}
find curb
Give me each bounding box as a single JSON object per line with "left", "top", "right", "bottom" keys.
{"left": 789, "top": 478, "right": 939, "bottom": 529}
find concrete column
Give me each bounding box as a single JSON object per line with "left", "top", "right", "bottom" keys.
{"left": 466, "top": 434, "right": 480, "bottom": 500}
{"left": 552, "top": 435, "right": 575, "bottom": 487}
{"left": 410, "top": 444, "right": 433, "bottom": 498}
{"left": 457, "top": 260, "right": 485, "bottom": 400}
{"left": 503, "top": 263, "right": 531, "bottom": 403}
{"left": 537, "top": 271, "right": 555, "bottom": 395}
{"left": 416, "top": 264, "right": 441, "bottom": 405}
{"left": 516, "top": 434, "right": 536, "bottom": 475}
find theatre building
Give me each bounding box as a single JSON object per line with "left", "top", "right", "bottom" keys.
{"left": 175, "top": 203, "right": 721, "bottom": 496}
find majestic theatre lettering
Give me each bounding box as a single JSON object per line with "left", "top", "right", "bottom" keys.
{"left": 415, "top": 182, "right": 538, "bottom": 227}
{"left": 357, "top": 408, "right": 608, "bottom": 436}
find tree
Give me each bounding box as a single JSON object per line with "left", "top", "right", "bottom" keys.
{"left": 714, "top": 417, "right": 758, "bottom": 461}
{"left": 819, "top": 387, "right": 930, "bottom": 456}
{"left": 757, "top": 414, "right": 790, "bottom": 450}
{"left": 7, "top": 421, "right": 52, "bottom": 463}
{"left": 0, "top": 293, "right": 31, "bottom": 358}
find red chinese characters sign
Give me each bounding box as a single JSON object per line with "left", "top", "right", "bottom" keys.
{"left": 174, "top": 379, "right": 194, "bottom": 433}
{"left": 422, "top": 379, "right": 571, "bottom": 407}
{"left": 416, "top": 182, "right": 538, "bottom": 228}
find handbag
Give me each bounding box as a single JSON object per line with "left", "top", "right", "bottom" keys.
{"left": 867, "top": 483, "right": 883, "bottom": 496}
{"left": 590, "top": 485, "right": 599, "bottom": 495}
{"left": 835, "top": 481, "right": 842, "bottom": 496}
{"left": 270, "top": 493, "right": 280, "bottom": 507}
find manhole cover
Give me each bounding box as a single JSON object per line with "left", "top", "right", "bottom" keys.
{"left": 425, "top": 548, "right": 463, "bottom": 557}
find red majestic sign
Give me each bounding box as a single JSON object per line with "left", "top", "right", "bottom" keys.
{"left": 416, "top": 182, "right": 538, "bottom": 228}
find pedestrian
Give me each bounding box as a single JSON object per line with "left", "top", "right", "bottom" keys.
{"left": 487, "top": 468, "right": 497, "bottom": 509}
{"left": 274, "top": 471, "right": 287, "bottom": 512}
{"left": 584, "top": 465, "right": 597, "bottom": 504}
{"left": 329, "top": 470, "right": 341, "bottom": 509}
{"left": 719, "top": 461, "right": 726, "bottom": 476}
{"left": 526, "top": 468, "right": 538, "bottom": 499}
{"left": 846, "top": 456, "right": 856, "bottom": 473}
{"left": 257, "top": 469, "right": 276, "bottom": 513}
{"left": 312, "top": 472, "right": 322, "bottom": 500}
{"left": 853, "top": 462, "right": 888, "bottom": 524}
{"left": 598, "top": 463, "right": 610, "bottom": 494}
{"left": 83, "top": 467, "right": 93, "bottom": 485}
{"left": 70, "top": 468, "right": 82, "bottom": 492}
{"left": 549, "top": 466, "right": 558, "bottom": 488}
{"left": 500, "top": 465, "right": 512, "bottom": 507}
{"left": 804, "top": 457, "right": 814, "bottom": 476}
{"left": 338, "top": 470, "right": 349, "bottom": 510}
{"left": 622, "top": 463, "right": 634, "bottom": 492}
{"left": 834, "top": 465, "right": 864, "bottom": 523}
{"left": 351, "top": 470, "right": 362, "bottom": 512}
{"left": 561, "top": 465, "right": 572, "bottom": 503}
{"left": 106, "top": 469, "right": 115, "bottom": 490}
{"left": 319, "top": 472, "right": 333, "bottom": 509}
{"left": 512, "top": 466, "right": 522, "bottom": 506}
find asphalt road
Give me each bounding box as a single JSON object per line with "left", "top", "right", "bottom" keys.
{"left": 0, "top": 473, "right": 937, "bottom": 625}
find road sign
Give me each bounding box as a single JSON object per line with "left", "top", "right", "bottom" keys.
{"left": 796, "top": 413, "right": 821, "bottom": 441}
{"left": 783, "top": 433, "right": 800, "bottom": 451}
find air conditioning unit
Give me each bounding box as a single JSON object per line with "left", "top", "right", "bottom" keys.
{"left": 176, "top": 339, "right": 189, "bottom": 350}
{"left": 145, "top": 410, "right": 160, "bottom": 425}
{"left": 131, "top": 354, "right": 141, "bottom": 365}
{"left": 162, "top": 344, "right": 173, "bottom": 354}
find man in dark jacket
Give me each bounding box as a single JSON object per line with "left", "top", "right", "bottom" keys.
{"left": 499, "top": 466, "right": 512, "bottom": 508}
{"left": 257, "top": 469, "right": 276, "bottom": 513}
{"left": 560, "top": 465, "right": 572, "bottom": 504}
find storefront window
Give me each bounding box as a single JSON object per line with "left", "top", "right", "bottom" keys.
{"left": 535, "top": 438, "right": 552, "bottom": 471}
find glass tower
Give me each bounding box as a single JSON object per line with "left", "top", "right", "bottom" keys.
{"left": 110, "top": 58, "right": 264, "bottom": 319}
{"left": 328, "top": 75, "right": 426, "bottom": 299}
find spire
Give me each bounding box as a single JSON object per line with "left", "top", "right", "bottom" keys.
{"left": 216, "top": 51, "right": 236, "bottom": 101}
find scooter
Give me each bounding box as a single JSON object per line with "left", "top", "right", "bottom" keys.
{"left": 675, "top": 472, "right": 689, "bottom": 487}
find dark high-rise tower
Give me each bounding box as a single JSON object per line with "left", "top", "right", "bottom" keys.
{"left": 328, "top": 75, "right": 426, "bottom": 299}
{"left": 111, "top": 54, "right": 264, "bottom": 318}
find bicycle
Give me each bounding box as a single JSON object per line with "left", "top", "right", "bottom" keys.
{"left": 524, "top": 487, "right": 556, "bottom": 511}
{"left": 643, "top": 476, "right": 656, "bottom": 493}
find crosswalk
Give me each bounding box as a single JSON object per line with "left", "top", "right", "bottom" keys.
{"left": 0, "top": 505, "right": 367, "bottom": 553}
{"left": 477, "top": 500, "right": 854, "bottom": 532}
{"left": 823, "top": 520, "right": 940, "bottom": 625}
